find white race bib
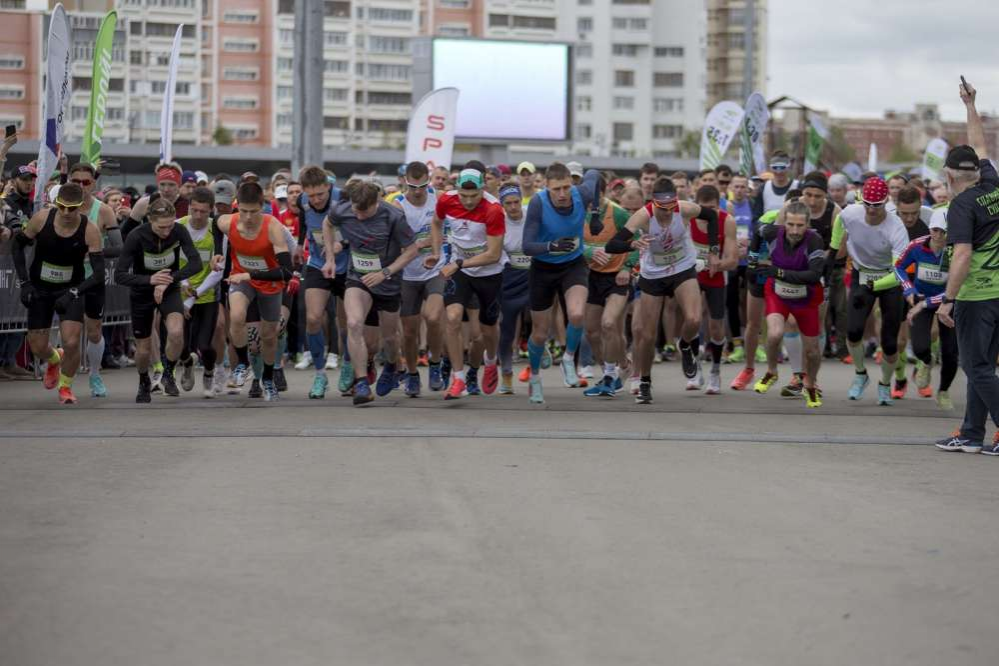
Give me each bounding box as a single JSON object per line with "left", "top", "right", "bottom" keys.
{"left": 858, "top": 268, "right": 889, "bottom": 285}
{"left": 774, "top": 280, "right": 807, "bottom": 300}
{"left": 198, "top": 248, "right": 213, "bottom": 264}
{"left": 736, "top": 226, "right": 750, "bottom": 241}
{"left": 651, "top": 244, "right": 685, "bottom": 267}
{"left": 351, "top": 251, "right": 383, "bottom": 274}
{"left": 143, "top": 249, "right": 175, "bottom": 270}
{"left": 693, "top": 242, "right": 710, "bottom": 264}
{"left": 416, "top": 230, "right": 433, "bottom": 255}
{"left": 509, "top": 252, "right": 531, "bottom": 270}
{"left": 237, "top": 254, "right": 268, "bottom": 271}
{"left": 916, "top": 263, "right": 947, "bottom": 285}
{"left": 454, "top": 244, "right": 485, "bottom": 259}
{"left": 40, "top": 261, "right": 72, "bottom": 284}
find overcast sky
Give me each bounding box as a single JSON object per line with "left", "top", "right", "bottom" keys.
{"left": 768, "top": 0, "right": 999, "bottom": 121}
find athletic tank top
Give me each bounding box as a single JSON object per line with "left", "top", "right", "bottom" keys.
{"left": 584, "top": 203, "right": 628, "bottom": 274}
{"left": 639, "top": 206, "right": 697, "bottom": 280}
{"left": 228, "top": 213, "right": 283, "bottom": 295}
{"left": 31, "top": 208, "right": 89, "bottom": 291}
{"left": 768, "top": 227, "right": 820, "bottom": 302}
{"left": 179, "top": 216, "right": 219, "bottom": 304}
{"left": 400, "top": 194, "right": 442, "bottom": 282}
{"left": 762, "top": 180, "right": 798, "bottom": 213}
{"left": 690, "top": 210, "right": 727, "bottom": 288}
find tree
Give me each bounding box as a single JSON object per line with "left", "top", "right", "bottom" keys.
{"left": 824, "top": 125, "right": 857, "bottom": 169}
{"left": 213, "top": 125, "right": 233, "bottom": 146}
{"left": 678, "top": 129, "right": 700, "bottom": 159}
{"left": 888, "top": 141, "right": 918, "bottom": 164}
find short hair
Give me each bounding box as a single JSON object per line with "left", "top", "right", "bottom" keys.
{"left": 298, "top": 166, "right": 328, "bottom": 189}
{"left": 785, "top": 188, "right": 803, "bottom": 202}
{"left": 348, "top": 181, "right": 381, "bottom": 209}
{"left": 653, "top": 176, "right": 677, "bottom": 197}
{"left": 698, "top": 169, "right": 716, "bottom": 179}
{"left": 405, "top": 161, "right": 429, "bottom": 181}
{"left": 237, "top": 182, "right": 264, "bottom": 205}
{"left": 545, "top": 162, "right": 572, "bottom": 181}
{"left": 716, "top": 164, "right": 733, "bottom": 178}
{"left": 670, "top": 170, "right": 688, "bottom": 182}
{"left": 464, "top": 159, "right": 487, "bottom": 173}
{"left": 190, "top": 186, "right": 215, "bottom": 207}
{"left": 888, "top": 174, "right": 908, "bottom": 184}
{"left": 771, "top": 150, "right": 790, "bottom": 161}
{"left": 731, "top": 173, "right": 749, "bottom": 183}
{"left": 433, "top": 165, "right": 449, "bottom": 175}
{"left": 56, "top": 182, "right": 84, "bottom": 205}
{"left": 785, "top": 201, "right": 811, "bottom": 221}
{"left": 640, "top": 162, "right": 660, "bottom": 176}
{"left": 69, "top": 162, "right": 97, "bottom": 179}
{"left": 801, "top": 171, "right": 828, "bottom": 191}
{"left": 695, "top": 185, "right": 720, "bottom": 204}
{"left": 897, "top": 185, "right": 922, "bottom": 205}
{"left": 828, "top": 174, "right": 849, "bottom": 189}
{"left": 148, "top": 197, "right": 176, "bottom": 220}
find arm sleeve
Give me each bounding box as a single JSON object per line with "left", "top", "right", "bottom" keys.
{"left": 522, "top": 196, "right": 548, "bottom": 256}
{"left": 114, "top": 232, "right": 149, "bottom": 287}
{"left": 605, "top": 226, "right": 635, "bottom": 254}
{"left": 830, "top": 214, "right": 845, "bottom": 251}
{"left": 120, "top": 215, "right": 139, "bottom": 240}
{"left": 777, "top": 235, "right": 826, "bottom": 285}
{"left": 248, "top": 251, "right": 294, "bottom": 282}
{"left": 578, "top": 169, "right": 602, "bottom": 209}
{"left": 758, "top": 224, "right": 779, "bottom": 243}
{"left": 102, "top": 226, "right": 123, "bottom": 258}
{"left": 75, "top": 253, "right": 106, "bottom": 293}
{"left": 894, "top": 242, "right": 919, "bottom": 295}
{"left": 171, "top": 227, "right": 204, "bottom": 283}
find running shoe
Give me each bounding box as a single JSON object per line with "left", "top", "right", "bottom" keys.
{"left": 499, "top": 373, "right": 514, "bottom": 395}
{"left": 935, "top": 436, "right": 981, "bottom": 453}
{"left": 353, "top": 378, "right": 374, "bottom": 405}
{"left": 203, "top": 371, "right": 215, "bottom": 399}
{"left": 584, "top": 376, "right": 616, "bottom": 398}
{"left": 528, "top": 376, "right": 544, "bottom": 404}
{"left": 780, "top": 373, "right": 804, "bottom": 398}
{"left": 43, "top": 348, "right": 63, "bottom": 390}
{"left": 161, "top": 369, "right": 180, "bottom": 397}
{"left": 518, "top": 365, "right": 531, "bottom": 383}
{"left": 891, "top": 378, "right": 907, "bottom": 400}
{"left": 180, "top": 358, "right": 195, "bottom": 392}
{"left": 428, "top": 363, "right": 444, "bottom": 391}
{"left": 612, "top": 376, "right": 624, "bottom": 394}
{"left": 326, "top": 353, "right": 338, "bottom": 370}
{"left": 248, "top": 379, "right": 263, "bottom": 399}
{"left": 805, "top": 387, "right": 822, "bottom": 408}
{"left": 540, "top": 346, "right": 553, "bottom": 369}
{"left": 309, "top": 373, "right": 328, "bottom": 399}
{"left": 847, "top": 372, "right": 869, "bottom": 400}
{"left": 680, "top": 344, "right": 697, "bottom": 379}
{"left": 58, "top": 386, "right": 77, "bottom": 405}
{"left": 294, "top": 352, "right": 312, "bottom": 371}
{"left": 418, "top": 352, "right": 429, "bottom": 367}
{"left": 395, "top": 367, "right": 408, "bottom": 388}
{"left": 445, "top": 377, "right": 466, "bottom": 401}
{"left": 338, "top": 360, "right": 354, "bottom": 394}
{"left": 982, "top": 433, "right": 999, "bottom": 456}
{"left": 936, "top": 390, "right": 953, "bottom": 411}
{"left": 686, "top": 365, "right": 704, "bottom": 390}
{"left": 405, "top": 373, "right": 421, "bottom": 397}
{"left": 635, "top": 381, "right": 652, "bottom": 404}
{"left": 376, "top": 364, "right": 398, "bottom": 397}
{"left": 728, "top": 346, "right": 746, "bottom": 364}
{"left": 630, "top": 376, "right": 641, "bottom": 395}
{"left": 482, "top": 363, "right": 499, "bottom": 395}
{"left": 150, "top": 369, "right": 163, "bottom": 394}
{"left": 560, "top": 355, "right": 580, "bottom": 388}
{"left": 274, "top": 367, "right": 288, "bottom": 392}
{"left": 730, "top": 368, "right": 755, "bottom": 391}
{"left": 231, "top": 363, "right": 250, "bottom": 388}
{"left": 841, "top": 354, "right": 854, "bottom": 365}
{"left": 753, "top": 372, "right": 778, "bottom": 394}
{"left": 914, "top": 360, "right": 930, "bottom": 387}
{"left": 89, "top": 374, "right": 108, "bottom": 398}
{"left": 441, "top": 356, "right": 452, "bottom": 387}
{"left": 136, "top": 375, "right": 152, "bottom": 404}
{"left": 754, "top": 347, "right": 767, "bottom": 364}
{"left": 705, "top": 370, "right": 721, "bottom": 395}
{"left": 466, "top": 367, "right": 481, "bottom": 395}
{"left": 213, "top": 366, "right": 226, "bottom": 396}
{"left": 579, "top": 365, "right": 594, "bottom": 379}
{"left": 877, "top": 382, "right": 892, "bottom": 406}
{"left": 262, "top": 379, "right": 279, "bottom": 402}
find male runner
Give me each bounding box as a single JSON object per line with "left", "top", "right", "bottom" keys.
{"left": 12, "top": 183, "right": 104, "bottom": 404}
{"left": 122, "top": 162, "right": 190, "bottom": 238}
{"left": 115, "top": 198, "right": 203, "bottom": 402}
{"left": 521, "top": 162, "right": 602, "bottom": 403}
{"left": 726, "top": 174, "right": 754, "bottom": 364}
{"left": 752, "top": 151, "right": 798, "bottom": 219}
{"left": 517, "top": 162, "right": 538, "bottom": 204}
{"left": 639, "top": 163, "right": 660, "bottom": 202}
{"left": 605, "top": 176, "right": 720, "bottom": 404}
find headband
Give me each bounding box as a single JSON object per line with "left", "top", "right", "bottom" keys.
{"left": 499, "top": 184, "right": 522, "bottom": 200}
{"left": 156, "top": 166, "right": 182, "bottom": 185}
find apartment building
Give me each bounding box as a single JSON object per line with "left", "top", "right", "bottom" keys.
{"left": 705, "top": 0, "right": 766, "bottom": 109}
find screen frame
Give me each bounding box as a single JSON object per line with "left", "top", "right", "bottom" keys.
{"left": 430, "top": 37, "right": 574, "bottom": 144}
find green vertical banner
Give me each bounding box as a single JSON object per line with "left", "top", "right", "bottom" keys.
{"left": 803, "top": 114, "right": 828, "bottom": 174}
{"left": 80, "top": 10, "right": 117, "bottom": 165}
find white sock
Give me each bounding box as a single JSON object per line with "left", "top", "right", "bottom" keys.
{"left": 483, "top": 352, "right": 496, "bottom": 366}
{"left": 604, "top": 362, "right": 619, "bottom": 380}
{"left": 453, "top": 369, "right": 466, "bottom": 382}
{"left": 784, "top": 333, "right": 803, "bottom": 375}
{"left": 88, "top": 337, "right": 105, "bottom": 378}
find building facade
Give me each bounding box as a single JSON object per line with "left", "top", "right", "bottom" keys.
{"left": 705, "top": 0, "right": 766, "bottom": 109}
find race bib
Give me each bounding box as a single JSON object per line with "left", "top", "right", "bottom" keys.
{"left": 40, "top": 261, "right": 72, "bottom": 284}
{"left": 237, "top": 254, "right": 268, "bottom": 271}
{"left": 916, "top": 263, "right": 947, "bottom": 285}
{"left": 454, "top": 244, "right": 485, "bottom": 259}
{"left": 143, "top": 248, "right": 175, "bottom": 270}
{"left": 509, "top": 252, "right": 531, "bottom": 269}
{"left": 351, "top": 251, "right": 383, "bottom": 274}
{"left": 550, "top": 237, "right": 580, "bottom": 255}
{"left": 651, "top": 244, "right": 685, "bottom": 267}
{"left": 736, "top": 226, "right": 750, "bottom": 241}
{"left": 416, "top": 230, "right": 433, "bottom": 255}
{"left": 198, "top": 248, "right": 213, "bottom": 264}
{"left": 858, "top": 268, "right": 889, "bottom": 285}
{"left": 693, "top": 242, "right": 710, "bottom": 264}
{"left": 774, "top": 280, "right": 807, "bottom": 300}
{"left": 310, "top": 229, "right": 325, "bottom": 250}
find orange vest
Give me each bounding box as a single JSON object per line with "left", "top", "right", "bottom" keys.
{"left": 228, "top": 213, "right": 283, "bottom": 295}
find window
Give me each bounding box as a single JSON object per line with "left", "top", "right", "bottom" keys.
{"left": 576, "top": 70, "right": 592, "bottom": 85}
{"left": 630, "top": 18, "right": 647, "bottom": 29}
{"left": 654, "top": 72, "right": 683, "bottom": 87}
{"left": 366, "top": 63, "right": 411, "bottom": 81}
{"left": 324, "top": 59, "right": 349, "bottom": 73}
{"left": 653, "top": 125, "right": 683, "bottom": 139}
{"left": 223, "top": 38, "right": 258, "bottom": 53}
{"left": 579, "top": 0, "right": 592, "bottom": 4}
{"left": 324, "top": 1, "right": 350, "bottom": 18}
{"left": 151, "top": 81, "right": 191, "bottom": 95}
{"left": 368, "top": 36, "right": 409, "bottom": 53}
{"left": 438, "top": 24, "right": 470, "bottom": 36}
{"left": 71, "top": 106, "right": 88, "bottom": 122}
{"left": 439, "top": 0, "right": 470, "bottom": 7}
{"left": 367, "top": 91, "right": 412, "bottom": 105}
{"left": 577, "top": 17, "right": 593, "bottom": 32}
{"left": 72, "top": 78, "right": 93, "bottom": 91}
{"left": 173, "top": 112, "right": 194, "bottom": 130}
{"left": 654, "top": 97, "right": 684, "bottom": 112}
{"left": 612, "top": 44, "right": 639, "bottom": 56}
{"left": 0, "top": 117, "right": 23, "bottom": 130}
{"left": 368, "top": 119, "right": 407, "bottom": 132}
{"left": 222, "top": 10, "right": 258, "bottom": 23}
{"left": 369, "top": 7, "right": 413, "bottom": 21}
{"left": 614, "top": 70, "right": 634, "bottom": 87}
{"left": 324, "top": 87, "right": 348, "bottom": 102}
{"left": 277, "top": 113, "right": 292, "bottom": 128}
{"left": 489, "top": 14, "right": 509, "bottom": 27}
{"left": 576, "top": 123, "right": 592, "bottom": 139}
{"left": 0, "top": 55, "right": 24, "bottom": 69}
{"left": 577, "top": 96, "right": 592, "bottom": 111}
{"left": 513, "top": 16, "right": 555, "bottom": 30}
{"left": 323, "top": 116, "right": 349, "bottom": 129}
{"left": 130, "top": 50, "right": 143, "bottom": 65}
{"left": 130, "top": 22, "right": 142, "bottom": 36}
{"left": 109, "top": 79, "right": 125, "bottom": 92}
{"left": 107, "top": 107, "right": 124, "bottom": 121}
{"left": 612, "top": 17, "right": 627, "bottom": 28}
{"left": 325, "top": 30, "right": 348, "bottom": 46}
{"left": 613, "top": 96, "right": 634, "bottom": 110}
{"left": 223, "top": 67, "right": 259, "bottom": 81}
{"left": 278, "top": 57, "right": 294, "bottom": 71}
{"left": 576, "top": 43, "right": 592, "bottom": 58}
{"left": 232, "top": 126, "right": 258, "bottom": 139}
{"left": 0, "top": 85, "right": 24, "bottom": 100}
{"left": 279, "top": 29, "right": 294, "bottom": 46}
{"left": 222, "top": 97, "right": 258, "bottom": 110}
{"left": 654, "top": 46, "right": 684, "bottom": 57}
{"left": 613, "top": 123, "right": 633, "bottom": 141}
{"left": 277, "top": 86, "right": 294, "bottom": 100}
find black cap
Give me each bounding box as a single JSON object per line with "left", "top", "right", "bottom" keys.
{"left": 945, "top": 144, "right": 980, "bottom": 171}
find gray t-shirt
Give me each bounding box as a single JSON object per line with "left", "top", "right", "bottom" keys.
{"left": 328, "top": 199, "right": 414, "bottom": 295}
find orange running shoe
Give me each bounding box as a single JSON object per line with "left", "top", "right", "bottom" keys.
{"left": 445, "top": 377, "right": 466, "bottom": 400}
{"left": 841, "top": 355, "right": 853, "bottom": 365}
{"left": 518, "top": 366, "right": 531, "bottom": 383}
{"left": 730, "top": 367, "right": 755, "bottom": 391}
{"left": 58, "top": 386, "right": 77, "bottom": 404}
{"left": 918, "top": 385, "right": 933, "bottom": 398}
{"left": 43, "top": 348, "right": 63, "bottom": 390}
{"left": 482, "top": 364, "right": 498, "bottom": 395}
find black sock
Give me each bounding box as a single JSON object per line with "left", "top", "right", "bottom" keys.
{"left": 235, "top": 345, "right": 249, "bottom": 366}
{"left": 641, "top": 375, "right": 651, "bottom": 383}
{"left": 710, "top": 342, "right": 722, "bottom": 365}
{"left": 263, "top": 363, "right": 274, "bottom": 381}
{"left": 163, "top": 359, "right": 175, "bottom": 375}
{"left": 689, "top": 336, "right": 701, "bottom": 357}
{"left": 139, "top": 371, "right": 150, "bottom": 384}
{"left": 202, "top": 349, "right": 217, "bottom": 372}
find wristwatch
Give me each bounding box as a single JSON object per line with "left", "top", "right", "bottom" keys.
{"left": 455, "top": 259, "right": 464, "bottom": 270}
{"left": 68, "top": 287, "right": 79, "bottom": 299}
{"left": 381, "top": 267, "right": 391, "bottom": 279}
{"left": 941, "top": 296, "right": 955, "bottom": 304}
{"left": 709, "top": 244, "right": 720, "bottom": 256}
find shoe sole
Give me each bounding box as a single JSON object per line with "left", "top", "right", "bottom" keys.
{"left": 935, "top": 444, "right": 964, "bottom": 452}
{"left": 981, "top": 449, "right": 999, "bottom": 456}
{"left": 353, "top": 398, "right": 374, "bottom": 406}
{"left": 961, "top": 446, "right": 983, "bottom": 453}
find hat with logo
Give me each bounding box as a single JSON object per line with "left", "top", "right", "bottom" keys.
{"left": 516, "top": 161, "right": 536, "bottom": 175}
{"left": 212, "top": 180, "right": 236, "bottom": 206}
{"left": 457, "top": 168, "right": 484, "bottom": 189}
{"left": 945, "top": 144, "right": 980, "bottom": 171}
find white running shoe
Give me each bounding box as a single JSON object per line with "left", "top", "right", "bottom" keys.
{"left": 326, "top": 353, "right": 339, "bottom": 370}
{"left": 150, "top": 369, "right": 163, "bottom": 393}
{"left": 294, "top": 352, "right": 312, "bottom": 370}
{"left": 686, "top": 365, "right": 704, "bottom": 391}
{"left": 213, "top": 366, "right": 226, "bottom": 396}
{"left": 630, "top": 377, "right": 641, "bottom": 395}
{"left": 705, "top": 369, "right": 721, "bottom": 395}
{"left": 579, "top": 365, "right": 594, "bottom": 379}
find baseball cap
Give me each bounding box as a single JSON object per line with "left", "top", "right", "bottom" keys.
{"left": 181, "top": 170, "right": 198, "bottom": 184}
{"left": 274, "top": 185, "right": 289, "bottom": 200}
{"left": 945, "top": 144, "right": 980, "bottom": 171}
{"left": 240, "top": 171, "right": 260, "bottom": 183}
{"left": 566, "top": 161, "right": 584, "bottom": 178}
{"left": 929, "top": 207, "right": 948, "bottom": 232}
{"left": 194, "top": 170, "right": 209, "bottom": 184}
{"left": 861, "top": 177, "right": 889, "bottom": 205}
{"left": 15, "top": 164, "right": 36, "bottom": 178}
{"left": 212, "top": 180, "right": 236, "bottom": 206}
{"left": 486, "top": 166, "right": 501, "bottom": 179}
{"left": 457, "top": 168, "right": 484, "bottom": 189}
{"left": 497, "top": 164, "right": 512, "bottom": 176}
{"left": 516, "top": 161, "right": 536, "bottom": 175}
{"left": 609, "top": 178, "right": 625, "bottom": 190}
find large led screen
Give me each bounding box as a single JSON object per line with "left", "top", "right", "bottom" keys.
{"left": 431, "top": 38, "right": 571, "bottom": 141}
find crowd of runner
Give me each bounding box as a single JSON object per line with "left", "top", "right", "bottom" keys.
{"left": 2, "top": 82, "right": 998, "bottom": 455}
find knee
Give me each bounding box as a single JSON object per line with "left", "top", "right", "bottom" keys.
{"left": 600, "top": 317, "right": 617, "bottom": 338}
{"left": 306, "top": 313, "right": 323, "bottom": 332}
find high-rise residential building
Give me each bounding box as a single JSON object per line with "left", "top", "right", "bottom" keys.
{"left": 705, "top": 0, "right": 766, "bottom": 108}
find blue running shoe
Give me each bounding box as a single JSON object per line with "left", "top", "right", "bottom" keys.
{"left": 428, "top": 363, "right": 444, "bottom": 391}
{"left": 612, "top": 376, "right": 624, "bottom": 394}
{"left": 441, "top": 356, "right": 452, "bottom": 388}
{"left": 847, "top": 372, "right": 869, "bottom": 400}
{"left": 353, "top": 378, "right": 374, "bottom": 405}
{"left": 404, "top": 373, "right": 421, "bottom": 397}
{"left": 877, "top": 382, "right": 892, "bottom": 406}
{"left": 89, "top": 374, "right": 108, "bottom": 398}
{"left": 309, "top": 373, "right": 328, "bottom": 399}
{"left": 584, "top": 376, "right": 616, "bottom": 397}
{"left": 466, "top": 366, "right": 481, "bottom": 395}
{"left": 376, "top": 363, "right": 398, "bottom": 397}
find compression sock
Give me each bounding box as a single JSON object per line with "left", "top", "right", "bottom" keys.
{"left": 235, "top": 345, "right": 249, "bottom": 367}
{"left": 848, "top": 342, "right": 866, "bottom": 373}
{"left": 710, "top": 338, "right": 725, "bottom": 372}
{"left": 564, "top": 324, "right": 583, "bottom": 361}
{"left": 58, "top": 373, "right": 73, "bottom": 389}
{"left": 895, "top": 354, "right": 906, "bottom": 380}
{"left": 87, "top": 337, "right": 105, "bottom": 377}
{"left": 262, "top": 363, "right": 274, "bottom": 382}
{"left": 251, "top": 352, "right": 264, "bottom": 380}
{"left": 528, "top": 339, "right": 545, "bottom": 375}
{"left": 881, "top": 356, "right": 895, "bottom": 386}
{"left": 308, "top": 332, "right": 326, "bottom": 372}
{"left": 784, "top": 332, "right": 803, "bottom": 375}
{"left": 153, "top": 361, "right": 164, "bottom": 374}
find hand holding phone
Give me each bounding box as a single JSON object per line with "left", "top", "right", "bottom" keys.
{"left": 5, "top": 124, "right": 15, "bottom": 138}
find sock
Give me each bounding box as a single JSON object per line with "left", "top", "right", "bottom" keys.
{"left": 251, "top": 353, "right": 264, "bottom": 380}
{"left": 153, "top": 360, "right": 164, "bottom": 373}
{"left": 641, "top": 375, "right": 651, "bottom": 384}
{"left": 235, "top": 345, "right": 249, "bottom": 366}
{"left": 564, "top": 324, "right": 583, "bottom": 360}
{"left": 680, "top": 336, "right": 701, "bottom": 357}
{"left": 139, "top": 371, "right": 150, "bottom": 383}
{"left": 848, "top": 342, "right": 866, "bottom": 372}
{"left": 483, "top": 352, "right": 496, "bottom": 366}
{"left": 784, "top": 333, "right": 803, "bottom": 374}
{"left": 409, "top": 372, "right": 419, "bottom": 378}
{"left": 162, "top": 358, "right": 175, "bottom": 376}
{"left": 262, "top": 363, "right": 274, "bottom": 382}
{"left": 881, "top": 356, "right": 894, "bottom": 386}
{"left": 308, "top": 332, "right": 326, "bottom": 371}
{"left": 202, "top": 349, "right": 217, "bottom": 373}
{"left": 604, "top": 362, "right": 619, "bottom": 380}
{"left": 58, "top": 372, "right": 73, "bottom": 389}
{"left": 710, "top": 338, "right": 725, "bottom": 371}
{"left": 453, "top": 369, "right": 466, "bottom": 382}
{"left": 87, "top": 337, "right": 105, "bottom": 377}
{"left": 528, "top": 339, "right": 545, "bottom": 375}
{"left": 731, "top": 337, "right": 743, "bottom": 348}
{"left": 47, "top": 348, "right": 61, "bottom": 365}
{"left": 895, "top": 354, "right": 906, "bottom": 380}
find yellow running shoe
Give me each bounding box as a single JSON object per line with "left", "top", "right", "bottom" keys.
{"left": 753, "top": 372, "right": 778, "bottom": 394}
{"left": 805, "top": 387, "right": 822, "bottom": 408}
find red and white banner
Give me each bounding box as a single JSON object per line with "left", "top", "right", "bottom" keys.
{"left": 405, "top": 88, "right": 460, "bottom": 171}
{"left": 35, "top": 3, "right": 71, "bottom": 210}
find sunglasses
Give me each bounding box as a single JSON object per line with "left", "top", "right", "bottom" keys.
{"left": 70, "top": 178, "right": 94, "bottom": 186}
{"left": 863, "top": 201, "right": 886, "bottom": 209}
{"left": 405, "top": 181, "right": 429, "bottom": 190}
{"left": 651, "top": 198, "right": 678, "bottom": 210}
{"left": 56, "top": 202, "right": 83, "bottom": 212}
{"left": 770, "top": 164, "right": 789, "bottom": 172}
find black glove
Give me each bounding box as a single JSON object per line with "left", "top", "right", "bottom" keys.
{"left": 549, "top": 237, "right": 577, "bottom": 253}
{"left": 19, "top": 282, "right": 35, "bottom": 309}
{"left": 54, "top": 288, "right": 79, "bottom": 315}
{"left": 587, "top": 208, "right": 604, "bottom": 238}
{"left": 759, "top": 265, "right": 779, "bottom": 279}
{"left": 851, "top": 283, "right": 872, "bottom": 309}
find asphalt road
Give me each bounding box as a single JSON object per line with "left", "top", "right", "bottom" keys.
{"left": 1, "top": 361, "right": 996, "bottom": 666}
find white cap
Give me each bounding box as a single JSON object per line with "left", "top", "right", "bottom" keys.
{"left": 929, "top": 206, "right": 948, "bottom": 232}
{"left": 274, "top": 184, "right": 289, "bottom": 199}
{"left": 47, "top": 184, "right": 60, "bottom": 203}
{"left": 194, "top": 170, "right": 209, "bottom": 184}
{"left": 566, "top": 161, "right": 584, "bottom": 178}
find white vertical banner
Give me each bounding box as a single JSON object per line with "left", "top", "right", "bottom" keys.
{"left": 700, "top": 101, "right": 745, "bottom": 171}
{"left": 867, "top": 143, "right": 878, "bottom": 173}
{"left": 35, "top": 3, "right": 72, "bottom": 210}
{"left": 405, "top": 88, "right": 460, "bottom": 170}
{"left": 921, "top": 138, "right": 949, "bottom": 181}
{"left": 159, "top": 24, "right": 184, "bottom": 164}
{"left": 738, "top": 92, "right": 769, "bottom": 176}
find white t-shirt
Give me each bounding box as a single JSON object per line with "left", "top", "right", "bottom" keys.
{"left": 400, "top": 193, "right": 442, "bottom": 282}
{"left": 838, "top": 203, "right": 909, "bottom": 272}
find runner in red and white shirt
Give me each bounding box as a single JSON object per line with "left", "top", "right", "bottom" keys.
{"left": 425, "top": 166, "right": 506, "bottom": 400}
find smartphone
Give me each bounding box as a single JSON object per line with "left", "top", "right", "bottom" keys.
{"left": 961, "top": 75, "right": 971, "bottom": 95}
{"left": 4, "top": 124, "right": 15, "bottom": 138}
{"left": 99, "top": 159, "right": 120, "bottom": 175}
